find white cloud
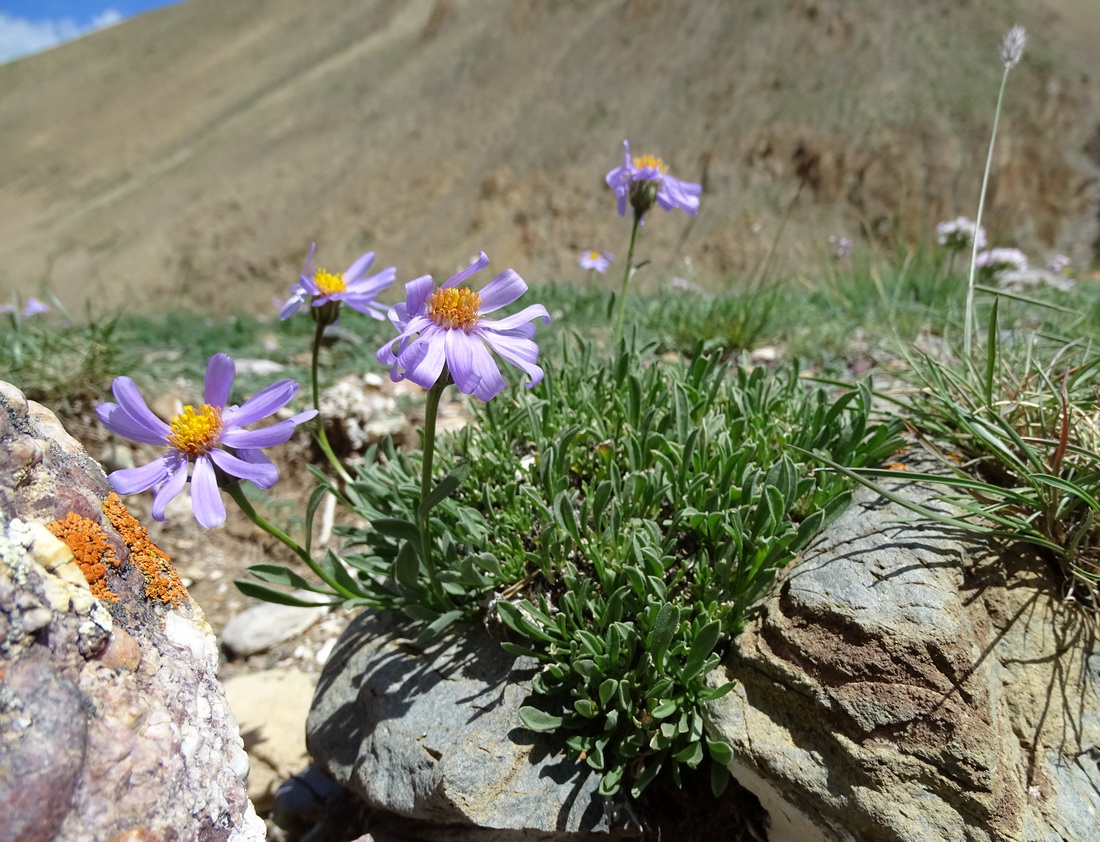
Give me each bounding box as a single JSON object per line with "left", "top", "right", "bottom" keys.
{"left": 0, "top": 8, "right": 124, "bottom": 65}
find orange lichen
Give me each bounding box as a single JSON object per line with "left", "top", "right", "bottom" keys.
{"left": 47, "top": 511, "right": 121, "bottom": 602}
{"left": 103, "top": 493, "right": 188, "bottom": 609}
{"left": 885, "top": 462, "right": 910, "bottom": 471}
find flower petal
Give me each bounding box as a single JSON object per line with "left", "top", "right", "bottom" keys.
{"left": 481, "top": 331, "right": 545, "bottom": 388}
{"left": 204, "top": 354, "right": 236, "bottom": 408}
{"left": 189, "top": 455, "right": 226, "bottom": 528}
{"left": 400, "top": 330, "right": 447, "bottom": 390}
{"left": 476, "top": 269, "right": 528, "bottom": 314}
{"left": 107, "top": 377, "right": 171, "bottom": 443}
{"left": 478, "top": 303, "right": 551, "bottom": 333}
{"left": 656, "top": 174, "right": 701, "bottom": 215}
{"left": 442, "top": 251, "right": 490, "bottom": 289}
{"left": 221, "top": 417, "right": 304, "bottom": 449}
{"left": 210, "top": 448, "right": 279, "bottom": 489}
{"left": 223, "top": 380, "right": 298, "bottom": 428}
{"left": 151, "top": 457, "right": 190, "bottom": 522}
{"left": 403, "top": 275, "right": 437, "bottom": 315}
{"left": 97, "top": 402, "right": 169, "bottom": 446}
{"left": 343, "top": 250, "right": 376, "bottom": 283}
{"left": 443, "top": 329, "right": 481, "bottom": 395}
{"left": 108, "top": 453, "right": 176, "bottom": 495}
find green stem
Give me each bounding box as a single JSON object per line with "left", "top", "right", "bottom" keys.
{"left": 310, "top": 318, "right": 352, "bottom": 483}
{"left": 612, "top": 212, "right": 643, "bottom": 347}
{"left": 225, "top": 482, "right": 356, "bottom": 599}
{"left": 417, "top": 380, "right": 450, "bottom": 605}
{"left": 965, "top": 65, "right": 1011, "bottom": 359}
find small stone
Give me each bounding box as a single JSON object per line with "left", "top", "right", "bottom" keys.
{"left": 220, "top": 594, "right": 330, "bottom": 658}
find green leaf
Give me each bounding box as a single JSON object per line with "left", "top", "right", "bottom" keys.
{"left": 372, "top": 517, "right": 421, "bottom": 544}
{"left": 682, "top": 620, "right": 722, "bottom": 681}
{"left": 393, "top": 540, "right": 421, "bottom": 592}
{"left": 234, "top": 579, "right": 341, "bottom": 607}
{"left": 647, "top": 602, "right": 680, "bottom": 668}
{"left": 518, "top": 706, "right": 564, "bottom": 732}
{"left": 419, "top": 462, "right": 472, "bottom": 516}
{"left": 707, "top": 738, "right": 734, "bottom": 765}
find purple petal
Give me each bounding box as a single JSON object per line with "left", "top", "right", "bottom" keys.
{"left": 151, "top": 458, "right": 190, "bottom": 523}
{"left": 443, "top": 329, "right": 480, "bottom": 395}
{"left": 400, "top": 330, "right": 447, "bottom": 390}
{"left": 204, "top": 354, "right": 236, "bottom": 408}
{"left": 223, "top": 379, "right": 298, "bottom": 428}
{"left": 656, "top": 175, "right": 701, "bottom": 215}
{"left": 279, "top": 282, "right": 310, "bottom": 320}
{"left": 477, "top": 269, "right": 528, "bottom": 314}
{"left": 481, "top": 331, "right": 545, "bottom": 388}
{"left": 97, "top": 402, "right": 169, "bottom": 446}
{"left": 221, "top": 417, "right": 302, "bottom": 448}
{"left": 107, "top": 453, "right": 177, "bottom": 494}
{"left": 343, "top": 250, "right": 376, "bottom": 283}
{"left": 346, "top": 266, "right": 396, "bottom": 295}
{"left": 478, "top": 303, "right": 551, "bottom": 332}
{"left": 108, "top": 377, "right": 171, "bottom": 443}
{"left": 189, "top": 455, "right": 226, "bottom": 528}
{"left": 463, "top": 334, "right": 508, "bottom": 401}
{"left": 442, "top": 252, "right": 490, "bottom": 289}
{"left": 403, "top": 274, "right": 437, "bottom": 315}
{"left": 210, "top": 448, "right": 279, "bottom": 489}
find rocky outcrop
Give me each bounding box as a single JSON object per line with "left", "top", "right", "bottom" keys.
{"left": 0, "top": 381, "right": 266, "bottom": 841}
{"left": 307, "top": 609, "right": 635, "bottom": 841}
{"left": 707, "top": 472, "right": 1100, "bottom": 842}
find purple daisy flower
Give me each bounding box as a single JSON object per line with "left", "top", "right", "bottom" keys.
{"left": 376, "top": 251, "right": 551, "bottom": 402}
{"left": 579, "top": 249, "right": 613, "bottom": 273}
{"left": 96, "top": 353, "right": 318, "bottom": 528}
{"left": 279, "top": 243, "right": 397, "bottom": 321}
{"left": 605, "top": 140, "right": 701, "bottom": 221}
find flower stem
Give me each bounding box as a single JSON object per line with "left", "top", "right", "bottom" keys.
{"left": 224, "top": 482, "right": 356, "bottom": 599}
{"left": 310, "top": 318, "right": 352, "bottom": 483}
{"left": 417, "top": 380, "right": 450, "bottom": 606}
{"left": 612, "top": 212, "right": 643, "bottom": 347}
{"left": 964, "top": 65, "right": 1012, "bottom": 358}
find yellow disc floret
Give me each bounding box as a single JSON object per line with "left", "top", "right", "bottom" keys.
{"left": 313, "top": 269, "right": 347, "bottom": 296}
{"left": 167, "top": 404, "right": 224, "bottom": 457}
{"left": 632, "top": 154, "right": 668, "bottom": 174}
{"left": 428, "top": 287, "right": 481, "bottom": 331}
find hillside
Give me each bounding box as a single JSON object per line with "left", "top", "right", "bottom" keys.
{"left": 0, "top": 0, "right": 1097, "bottom": 316}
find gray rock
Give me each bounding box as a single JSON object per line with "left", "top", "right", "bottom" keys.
{"left": 307, "top": 609, "right": 633, "bottom": 841}
{"left": 706, "top": 468, "right": 1100, "bottom": 841}
{"left": 0, "top": 380, "right": 266, "bottom": 840}
{"left": 221, "top": 593, "right": 330, "bottom": 657}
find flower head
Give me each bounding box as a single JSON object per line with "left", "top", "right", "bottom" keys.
{"left": 975, "top": 247, "right": 1029, "bottom": 278}
{"left": 96, "top": 353, "right": 318, "bottom": 528}
{"left": 1047, "top": 253, "right": 1071, "bottom": 275}
{"left": 827, "top": 235, "right": 852, "bottom": 260}
{"left": 377, "top": 251, "right": 551, "bottom": 401}
{"left": 579, "top": 250, "right": 613, "bottom": 273}
{"left": 280, "top": 243, "right": 396, "bottom": 322}
{"left": 605, "top": 140, "right": 701, "bottom": 221}
{"left": 936, "top": 216, "right": 988, "bottom": 252}
{"left": 22, "top": 297, "right": 49, "bottom": 317}
{"left": 1001, "top": 24, "right": 1026, "bottom": 69}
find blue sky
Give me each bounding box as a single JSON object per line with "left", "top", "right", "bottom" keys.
{"left": 0, "top": 1, "right": 181, "bottom": 63}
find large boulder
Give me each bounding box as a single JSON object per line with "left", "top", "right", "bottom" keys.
{"left": 0, "top": 381, "right": 266, "bottom": 841}
{"left": 307, "top": 609, "right": 635, "bottom": 841}
{"left": 706, "top": 471, "right": 1100, "bottom": 841}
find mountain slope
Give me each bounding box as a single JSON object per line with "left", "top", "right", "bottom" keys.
{"left": 0, "top": 0, "right": 1097, "bottom": 315}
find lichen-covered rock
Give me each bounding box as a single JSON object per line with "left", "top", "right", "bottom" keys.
{"left": 0, "top": 380, "right": 266, "bottom": 841}
{"left": 706, "top": 470, "right": 1100, "bottom": 842}
{"left": 307, "top": 609, "right": 635, "bottom": 841}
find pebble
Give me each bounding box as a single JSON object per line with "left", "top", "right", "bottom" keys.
{"left": 220, "top": 593, "right": 330, "bottom": 657}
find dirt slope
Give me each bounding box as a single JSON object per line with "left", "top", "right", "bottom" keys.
{"left": 0, "top": 0, "right": 1097, "bottom": 316}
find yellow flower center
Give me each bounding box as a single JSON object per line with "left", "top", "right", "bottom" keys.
{"left": 632, "top": 154, "right": 668, "bottom": 174}
{"left": 313, "top": 269, "right": 347, "bottom": 296}
{"left": 588, "top": 251, "right": 601, "bottom": 261}
{"left": 428, "top": 287, "right": 481, "bottom": 331}
{"left": 166, "top": 404, "right": 223, "bottom": 457}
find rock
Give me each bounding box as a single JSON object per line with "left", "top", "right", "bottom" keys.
{"left": 220, "top": 592, "right": 331, "bottom": 657}
{"left": 0, "top": 380, "right": 266, "bottom": 840}
{"left": 223, "top": 668, "right": 316, "bottom": 811}
{"left": 307, "top": 609, "right": 633, "bottom": 840}
{"left": 705, "top": 468, "right": 1100, "bottom": 842}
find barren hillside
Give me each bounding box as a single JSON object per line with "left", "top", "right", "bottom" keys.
{"left": 0, "top": 0, "right": 1097, "bottom": 316}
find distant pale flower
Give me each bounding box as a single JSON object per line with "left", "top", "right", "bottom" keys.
{"left": 827, "top": 235, "right": 852, "bottom": 259}
{"left": 0, "top": 304, "right": 12, "bottom": 315}
{"left": 96, "top": 353, "right": 318, "bottom": 529}
{"left": 936, "top": 217, "right": 988, "bottom": 252}
{"left": 579, "top": 250, "right": 613, "bottom": 273}
{"left": 1001, "top": 24, "right": 1026, "bottom": 68}
{"left": 22, "top": 297, "right": 49, "bottom": 317}
{"left": 669, "top": 276, "right": 697, "bottom": 292}
{"left": 1047, "top": 254, "right": 1071, "bottom": 275}
{"left": 976, "top": 247, "right": 1028, "bottom": 277}
{"left": 280, "top": 243, "right": 396, "bottom": 321}
{"left": 605, "top": 140, "right": 701, "bottom": 221}
{"left": 377, "top": 251, "right": 551, "bottom": 401}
